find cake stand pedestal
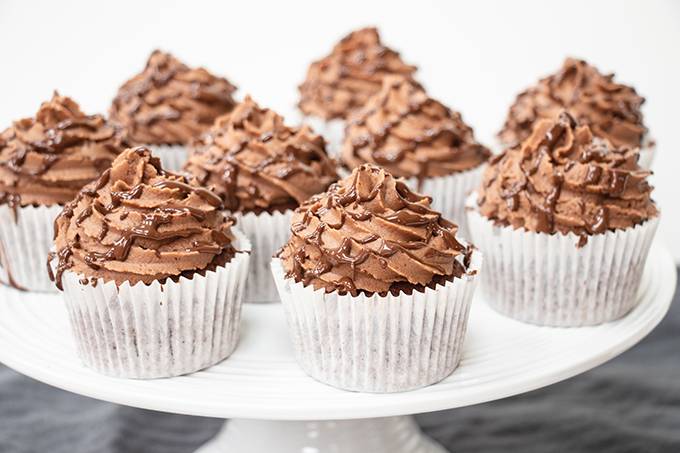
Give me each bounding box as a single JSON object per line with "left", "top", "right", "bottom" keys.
{"left": 0, "top": 242, "right": 675, "bottom": 453}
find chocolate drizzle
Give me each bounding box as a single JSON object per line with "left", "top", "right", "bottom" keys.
{"left": 479, "top": 111, "right": 657, "bottom": 238}
{"left": 279, "top": 164, "right": 470, "bottom": 296}
{"left": 184, "top": 96, "right": 338, "bottom": 212}
{"left": 341, "top": 76, "right": 490, "bottom": 183}
{"left": 49, "top": 146, "right": 236, "bottom": 289}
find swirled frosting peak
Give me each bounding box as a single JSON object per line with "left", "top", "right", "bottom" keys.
{"left": 110, "top": 50, "right": 237, "bottom": 146}
{"left": 278, "top": 164, "right": 470, "bottom": 295}
{"left": 184, "top": 96, "right": 339, "bottom": 213}
{"left": 479, "top": 112, "right": 657, "bottom": 237}
{"left": 51, "top": 146, "right": 236, "bottom": 289}
{"left": 341, "top": 76, "right": 491, "bottom": 179}
{"left": 298, "top": 27, "right": 417, "bottom": 120}
{"left": 0, "top": 92, "right": 127, "bottom": 208}
{"left": 498, "top": 58, "right": 647, "bottom": 149}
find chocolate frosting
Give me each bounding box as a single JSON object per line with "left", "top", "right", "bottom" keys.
{"left": 110, "top": 50, "right": 237, "bottom": 146}
{"left": 499, "top": 58, "right": 647, "bottom": 149}
{"left": 341, "top": 76, "right": 491, "bottom": 180}
{"left": 0, "top": 93, "right": 127, "bottom": 208}
{"left": 50, "top": 147, "right": 236, "bottom": 289}
{"left": 278, "top": 164, "right": 470, "bottom": 295}
{"left": 479, "top": 112, "right": 657, "bottom": 237}
{"left": 184, "top": 96, "right": 339, "bottom": 213}
{"left": 298, "top": 27, "right": 417, "bottom": 120}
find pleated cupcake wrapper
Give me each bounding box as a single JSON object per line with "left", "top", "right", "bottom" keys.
{"left": 465, "top": 194, "right": 659, "bottom": 326}
{"left": 232, "top": 209, "right": 292, "bottom": 303}
{"left": 403, "top": 164, "right": 485, "bottom": 243}
{"left": 147, "top": 144, "right": 188, "bottom": 173}
{"left": 300, "top": 115, "right": 346, "bottom": 159}
{"left": 271, "top": 253, "right": 482, "bottom": 393}
{"left": 60, "top": 230, "right": 251, "bottom": 379}
{"left": 0, "top": 204, "right": 62, "bottom": 292}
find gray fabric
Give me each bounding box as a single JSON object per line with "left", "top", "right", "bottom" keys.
{"left": 0, "top": 270, "right": 678, "bottom": 453}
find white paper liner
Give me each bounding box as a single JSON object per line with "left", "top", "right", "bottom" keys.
{"left": 60, "top": 230, "right": 251, "bottom": 379}
{"left": 466, "top": 194, "right": 659, "bottom": 327}
{"left": 403, "top": 164, "right": 485, "bottom": 243}
{"left": 300, "top": 115, "right": 346, "bottom": 159}
{"left": 0, "top": 204, "right": 62, "bottom": 292}
{"left": 234, "top": 210, "right": 292, "bottom": 303}
{"left": 271, "top": 252, "right": 482, "bottom": 393}
{"left": 147, "top": 144, "right": 188, "bottom": 173}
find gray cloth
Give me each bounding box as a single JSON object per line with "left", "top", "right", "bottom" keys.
{"left": 1, "top": 270, "right": 678, "bottom": 453}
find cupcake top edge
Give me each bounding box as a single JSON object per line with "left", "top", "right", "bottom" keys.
{"left": 479, "top": 111, "right": 657, "bottom": 238}
{"left": 0, "top": 92, "right": 128, "bottom": 208}
{"left": 341, "top": 75, "right": 491, "bottom": 180}
{"left": 50, "top": 146, "right": 237, "bottom": 289}
{"left": 184, "top": 96, "right": 339, "bottom": 214}
{"left": 498, "top": 57, "right": 647, "bottom": 149}
{"left": 298, "top": 27, "right": 418, "bottom": 120}
{"left": 278, "top": 163, "right": 472, "bottom": 296}
{"left": 109, "top": 50, "right": 237, "bottom": 147}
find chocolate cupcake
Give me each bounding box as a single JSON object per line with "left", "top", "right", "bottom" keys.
{"left": 298, "top": 27, "right": 417, "bottom": 155}
{"left": 468, "top": 112, "right": 659, "bottom": 326}
{"left": 272, "top": 164, "right": 481, "bottom": 392}
{"left": 110, "top": 50, "right": 237, "bottom": 171}
{"left": 498, "top": 58, "right": 654, "bottom": 168}
{"left": 49, "top": 147, "right": 250, "bottom": 378}
{"left": 184, "top": 96, "right": 338, "bottom": 303}
{"left": 341, "top": 75, "right": 490, "bottom": 238}
{"left": 0, "top": 93, "right": 126, "bottom": 292}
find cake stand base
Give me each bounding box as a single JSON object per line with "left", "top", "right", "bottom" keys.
{"left": 195, "top": 416, "right": 447, "bottom": 453}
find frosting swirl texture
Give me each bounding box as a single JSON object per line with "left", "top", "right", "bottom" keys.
{"left": 184, "top": 96, "right": 339, "bottom": 213}
{"left": 51, "top": 147, "right": 236, "bottom": 288}
{"left": 110, "top": 50, "right": 237, "bottom": 146}
{"left": 479, "top": 112, "right": 657, "bottom": 236}
{"left": 498, "top": 58, "right": 647, "bottom": 149}
{"left": 278, "top": 164, "right": 469, "bottom": 295}
{"left": 0, "top": 93, "right": 127, "bottom": 207}
{"left": 298, "top": 27, "right": 417, "bottom": 120}
{"left": 341, "top": 76, "right": 491, "bottom": 179}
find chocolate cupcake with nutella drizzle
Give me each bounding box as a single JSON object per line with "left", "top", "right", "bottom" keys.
{"left": 498, "top": 58, "right": 655, "bottom": 168}
{"left": 50, "top": 147, "right": 250, "bottom": 378}
{"left": 298, "top": 27, "right": 417, "bottom": 155}
{"left": 0, "top": 92, "right": 127, "bottom": 292}
{"left": 272, "top": 164, "right": 481, "bottom": 392}
{"left": 467, "top": 111, "right": 659, "bottom": 327}
{"left": 341, "top": 75, "right": 490, "bottom": 238}
{"left": 110, "top": 50, "right": 237, "bottom": 172}
{"left": 184, "top": 96, "right": 338, "bottom": 303}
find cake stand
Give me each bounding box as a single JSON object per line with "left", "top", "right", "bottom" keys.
{"left": 0, "top": 241, "right": 675, "bottom": 453}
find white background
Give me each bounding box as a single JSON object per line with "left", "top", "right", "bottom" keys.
{"left": 1, "top": 0, "right": 678, "bottom": 262}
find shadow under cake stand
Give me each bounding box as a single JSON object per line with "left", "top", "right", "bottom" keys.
{"left": 0, "top": 241, "right": 675, "bottom": 453}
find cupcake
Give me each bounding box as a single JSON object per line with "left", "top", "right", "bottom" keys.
{"left": 0, "top": 93, "right": 127, "bottom": 292}
{"left": 341, "top": 75, "right": 490, "bottom": 239}
{"left": 49, "top": 147, "right": 250, "bottom": 378}
{"left": 498, "top": 58, "right": 654, "bottom": 168}
{"left": 298, "top": 27, "right": 417, "bottom": 155}
{"left": 272, "top": 164, "right": 481, "bottom": 392}
{"left": 468, "top": 112, "right": 659, "bottom": 327}
{"left": 184, "top": 96, "right": 338, "bottom": 303}
{"left": 109, "top": 50, "right": 237, "bottom": 172}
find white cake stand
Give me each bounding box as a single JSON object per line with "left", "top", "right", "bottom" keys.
{"left": 0, "top": 241, "right": 675, "bottom": 453}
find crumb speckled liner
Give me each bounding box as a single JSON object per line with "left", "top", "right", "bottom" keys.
{"left": 404, "top": 164, "right": 485, "bottom": 242}
{"left": 234, "top": 210, "right": 292, "bottom": 303}
{"left": 60, "top": 230, "right": 251, "bottom": 379}
{"left": 271, "top": 252, "right": 482, "bottom": 393}
{"left": 466, "top": 193, "right": 659, "bottom": 327}
{"left": 300, "top": 115, "right": 345, "bottom": 159}
{"left": 148, "top": 145, "right": 188, "bottom": 173}
{"left": 0, "top": 204, "right": 62, "bottom": 292}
